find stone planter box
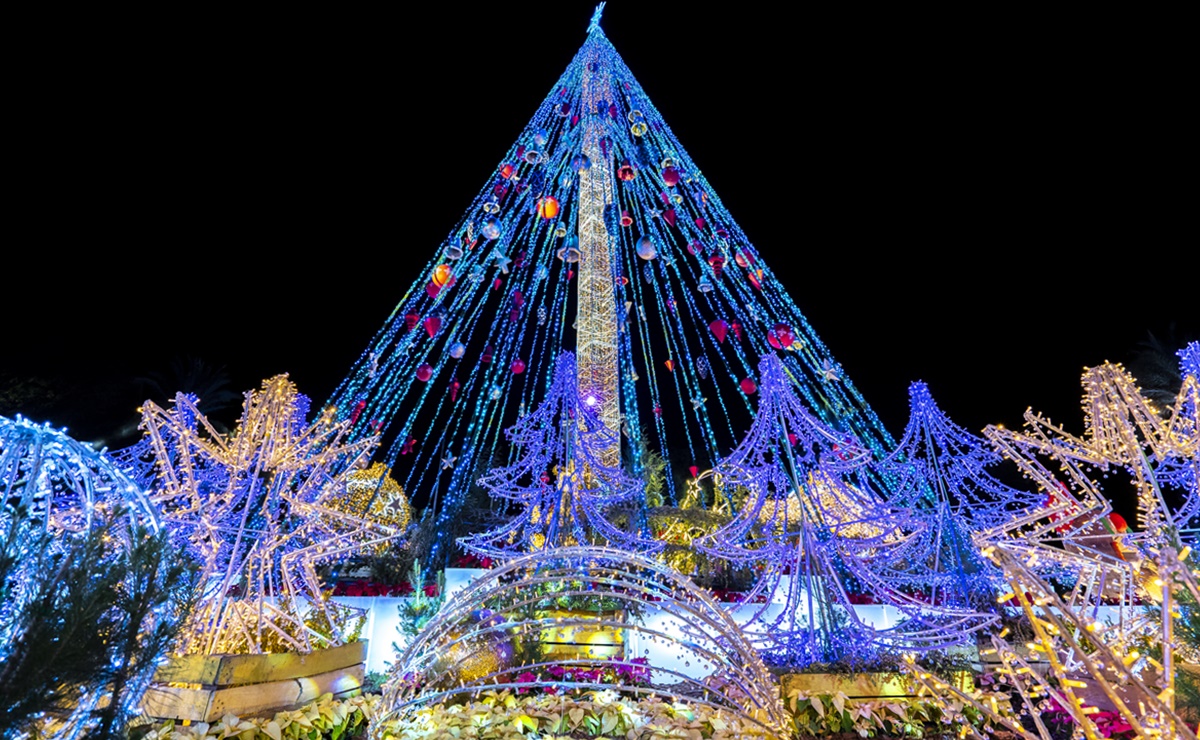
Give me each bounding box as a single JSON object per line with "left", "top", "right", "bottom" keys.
{"left": 537, "top": 609, "right": 625, "bottom": 661}
{"left": 141, "top": 641, "right": 367, "bottom": 722}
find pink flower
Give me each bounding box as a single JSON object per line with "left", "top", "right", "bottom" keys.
{"left": 423, "top": 583, "right": 440, "bottom": 597}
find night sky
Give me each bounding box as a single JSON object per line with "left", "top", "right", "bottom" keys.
{"left": 6, "top": 4, "right": 1194, "bottom": 453}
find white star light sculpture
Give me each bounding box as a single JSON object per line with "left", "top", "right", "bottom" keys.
{"left": 982, "top": 353, "right": 1199, "bottom": 613}
{"left": 139, "top": 375, "right": 400, "bottom": 655}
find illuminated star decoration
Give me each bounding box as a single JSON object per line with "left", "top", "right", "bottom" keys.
{"left": 440, "top": 453, "right": 457, "bottom": 470}
{"left": 982, "top": 348, "right": 1200, "bottom": 612}
{"left": 136, "top": 375, "right": 401, "bottom": 655}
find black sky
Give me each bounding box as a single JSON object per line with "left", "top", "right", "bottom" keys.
{"left": 5, "top": 4, "right": 1195, "bottom": 447}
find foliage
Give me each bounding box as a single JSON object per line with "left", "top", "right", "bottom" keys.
{"left": 375, "top": 689, "right": 779, "bottom": 739}
{"left": 0, "top": 505, "right": 198, "bottom": 739}
{"left": 786, "top": 688, "right": 1005, "bottom": 738}
{"left": 394, "top": 559, "right": 445, "bottom": 650}
{"left": 139, "top": 692, "right": 381, "bottom": 740}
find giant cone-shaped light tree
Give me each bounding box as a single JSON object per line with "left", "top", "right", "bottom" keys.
{"left": 324, "top": 6, "right": 898, "bottom": 565}
{"left": 457, "top": 352, "right": 661, "bottom": 560}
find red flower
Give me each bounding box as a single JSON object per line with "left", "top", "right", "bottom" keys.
{"left": 423, "top": 583, "right": 441, "bottom": 597}
{"left": 392, "top": 581, "right": 415, "bottom": 596}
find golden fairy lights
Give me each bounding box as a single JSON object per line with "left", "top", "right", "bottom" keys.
{"left": 139, "top": 375, "right": 402, "bottom": 655}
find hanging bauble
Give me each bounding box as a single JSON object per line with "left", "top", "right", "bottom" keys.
{"left": 628, "top": 109, "right": 645, "bottom": 123}
{"left": 643, "top": 263, "right": 654, "bottom": 283}
{"left": 620, "top": 210, "right": 634, "bottom": 227}
{"left": 482, "top": 194, "right": 501, "bottom": 214}
{"left": 499, "top": 163, "right": 515, "bottom": 180}
{"left": 731, "top": 320, "right": 743, "bottom": 341}
{"left": 405, "top": 312, "right": 420, "bottom": 331}
{"left": 747, "top": 269, "right": 763, "bottom": 291}
{"left": 511, "top": 290, "right": 525, "bottom": 309}
{"left": 554, "top": 223, "right": 568, "bottom": 238}
{"left": 416, "top": 364, "right": 434, "bottom": 382}
{"left": 537, "top": 305, "right": 547, "bottom": 325}
{"left": 533, "top": 264, "right": 549, "bottom": 281}
{"left": 524, "top": 149, "right": 541, "bottom": 165}
{"left": 740, "top": 377, "right": 757, "bottom": 395}
{"left": 556, "top": 102, "right": 570, "bottom": 117}
{"left": 532, "top": 128, "right": 548, "bottom": 147}
{"left": 617, "top": 160, "right": 637, "bottom": 181}
{"left": 696, "top": 356, "right": 710, "bottom": 379}
{"left": 630, "top": 120, "right": 648, "bottom": 137}
{"left": 708, "top": 254, "right": 726, "bottom": 278}
{"left": 445, "top": 244, "right": 464, "bottom": 260}
{"left": 571, "top": 153, "right": 591, "bottom": 172}
{"left": 449, "top": 342, "right": 466, "bottom": 359}
{"left": 661, "top": 156, "right": 677, "bottom": 169}
{"left": 511, "top": 358, "right": 526, "bottom": 374}
{"left": 423, "top": 316, "right": 442, "bottom": 338}
{"left": 432, "top": 264, "right": 453, "bottom": 287}
{"left": 481, "top": 346, "right": 494, "bottom": 364}
{"left": 774, "top": 323, "right": 795, "bottom": 348}
{"left": 662, "top": 166, "right": 680, "bottom": 186}
{"left": 709, "top": 319, "right": 729, "bottom": 344}
{"left": 735, "top": 252, "right": 753, "bottom": 268}
{"left": 664, "top": 359, "right": 675, "bottom": 372}
{"left": 557, "top": 236, "right": 581, "bottom": 263}
{"left": 537, "top": 196, "right": 560, "bottom": 219}
{"left": 687, "top": 241, "right": 703, "bottom": 255}
{"left": 482, "top": 217, "right": 502, "bottom": 240}
{"left": 697, "top": 278, "right": 713, "bottom": 293}
{"left": 662, "top": 208, "right": 677, "bottom": 227}
{"left": 425, "top": 281, "right": 442, "bottom": 299}
{"left": 636, "top": 236, "right": 656, "bottom": 260}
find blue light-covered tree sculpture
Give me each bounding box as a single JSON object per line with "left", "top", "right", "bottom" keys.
{"left": 323, "top": 7, "right": 898, "bottom": 565}
{"left": 457, "top": 352, "right": 662, "bottom": 560}
{"left": 692, "top": 353, "right": 884, "bottom": 663}
{"left": 0, "top": 416, "right": 165, "bottom": 739}
{"left": 845, "top": 382, "right": 1042, "bottom": 618}
{"left": 695, "top": 356, "right": 998, "bottom": 663}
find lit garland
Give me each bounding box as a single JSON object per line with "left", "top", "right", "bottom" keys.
{"left": 322, "top": 4, "right": 898, "bottom": 566}
{"left": 125, "top": 376, "right": 402, "bottom": 655}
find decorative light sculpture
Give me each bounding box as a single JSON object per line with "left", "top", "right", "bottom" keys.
{"left": 379, "top": 545, "right": 791, "bottom": 739}
{"left": 982, "top": 351, "right": 1200, "bottom": 611}
{"left": 324, "top": 4, "right": 898, "bottom": 565}
{"left": 0, "top": 415, "right": 160, "bottom": 739}
{"left": 126, "top": 376, "right": 401, "bottom": 655}
{"left": 906, "top": 540, "right": 1198, "bottom": 740}
{"left": 457, "top": 352, "right": 661, "bottom": 559}
{"left": 697, "top": 355, "right": 997, "bottom": 661}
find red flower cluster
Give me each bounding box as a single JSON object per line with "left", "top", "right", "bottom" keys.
{"left": 453, "top": 553, "right": 495, "bottom": 569}
{"left": 331, "top": 581, "right": 415, "bottom": 597}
